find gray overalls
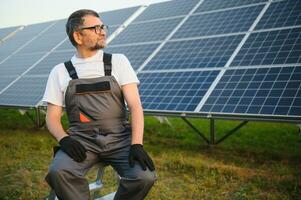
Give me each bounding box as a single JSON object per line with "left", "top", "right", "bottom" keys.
{"left": 45, "top": 52, "right": 156, "bottom": 200}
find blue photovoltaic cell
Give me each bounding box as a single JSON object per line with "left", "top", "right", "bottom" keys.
{"left": 55, "top": 39, "right": 73, "bottom": 51}
{"left": 27, "top": 51, "right": 75, "bottom": 76}
{"left": 201, "top": 66, "right": 301, "bottom": 116}
{"left": 255, "top": 0, "right": 301, "bottom": 30}
{"left": 105, "top": 43, "right": 160, "bottom": 70}
{"left": 0, "top": 26, "right": 18, "bottom": 40}
{"left": 100, "top": 6, "right": 139, "bottom": 25}
{"left": 134, "top": 0, "right": 199, "bottom": 22}
{"left": 143, "top": 35, "right": 243, "bottom": 70}
{"left": 17, "top": 32, "right": 66, "bottom": 54}
{"left": 44, "top": 19, "right": 67, "bottom": 34}
{"left": 110, "top": 18, "right": 183, "bottom": 45}
{"left": 195, "top": 0, "right": 267, "bottom": 13}
{"left": 107, "top": 25, "right": 120, "bottom": 36}
{"left": 173, "top": 5, "right": 264, "bottom": 39}
{"left": 0, "top": 76, "right": 47, "bottom": 107}
{"left": 231, "top": 28, "right": 301, "bottom": 66}
{"left": 0, "top": 22, "right": 53, "bottom": 61}
{"left": 0, "top": 52, "right": 45, "bottom": 76}
{"left": 138, "top": 70, "right": 219, "bottom": 111}
{"left": 17, "top": 20, "right": 67, "bottom": 54}
{"left": 0, "top": 77, "right": 18, "bottom": 91}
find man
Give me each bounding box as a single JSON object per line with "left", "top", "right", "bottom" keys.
{"left": 43, "top": 9, "right": 156, "bottom": 200}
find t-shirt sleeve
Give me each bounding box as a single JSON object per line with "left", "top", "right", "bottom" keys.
{"left": 42, "top": 65, "right": 64, "bottom": 107}
{"left": 113, "top": 54, "right": 140, "bottom": 86}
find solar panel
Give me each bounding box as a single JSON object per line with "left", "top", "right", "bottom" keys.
{"left": 0, "top": 21, "right": 53, "bottom": 62}
{"left": 143, "top": 35, "right": 244, "bottom": 70}
{"left": 16, "top": 20, "right": 67, "bottom": 54}
{"left": 100, "top": 6, "right": 140, "bottom": 26}
{"left": 110, "top": 17, "right": 183, "bottom": 45}
{"left": 0, "top": 26, "right": 19, "bottom": 40}
{"left": 138, "top": 70, "right": 219, "bottom": 111}
{"left": 105, "top": 43, "right": 160, "bottom": 70}
{"left": 55, "top": 40, "right": 73, "bottom": 51}
{"left": 0, "top": 52, "right": 45, "bottom": 76}
{"left": 172, "top": 5, "right": 264, "bottom": 39}
{"left": 195, "top": 0, "right": 267, "bottom": 13}
{"left": 200, "top": 66, "right": 301, "bottom": 116}
{"left": 0, "top": 76, "right": 47, "bottom": 107}
{"left": 231, "top": 27, "right": 301, "bottom": 66}
{"left": 27, "top": 51, "right": 75, "bottom": 75}
{"left": 107, "top": 25, "right": 121, "bottom": 36}
{"left": 0, "top": 77, "right": 18, "bottom": 92}
{"left": 255, "top": 0, "right": 301, "bottom": 30}
{"left": 134, "top": 0, "right": 199, "bottom": 22}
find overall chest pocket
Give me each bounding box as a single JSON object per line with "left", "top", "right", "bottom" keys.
{"left": 75, "top": 81, "right": 112, "bottom": 122}
{"left": 75, "top": 81, "right": 111, "bottom": 94}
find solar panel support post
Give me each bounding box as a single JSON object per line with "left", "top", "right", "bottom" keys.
{"left": 181, "top": 117, "right": 249, "bottom": 145}
{"left": 210, "top": 118, "right": 215, "bottom": 145}
{"left": 25, "top": 107, "right": 45, "bottom": 129}
{"left": 181, "top": 117, "right": 210, "bottom": 145}
{"left": 36, "top": 107, "right": 41, "bottom": 128}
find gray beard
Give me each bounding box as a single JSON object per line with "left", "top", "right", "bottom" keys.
{"left": 89, "top": 43, "right": 104, "bottom": 51}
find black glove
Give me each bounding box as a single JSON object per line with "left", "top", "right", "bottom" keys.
{"left": 59, "top": 136, "right": 87, "bottom": 162}
{"left": 129, "top": 144, "right": 155, "bottom": 171}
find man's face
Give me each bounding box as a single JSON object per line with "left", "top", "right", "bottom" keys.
{"left": 78, "top": 15, "right": 107, "bottom": 50}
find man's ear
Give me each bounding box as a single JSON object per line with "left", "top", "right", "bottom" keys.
{"left": 73, "top": 31, "right": 83, "bottom": 46}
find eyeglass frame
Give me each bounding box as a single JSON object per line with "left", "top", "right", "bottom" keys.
{"left": 79, "top": 24, "right": 109, "bottom": 34}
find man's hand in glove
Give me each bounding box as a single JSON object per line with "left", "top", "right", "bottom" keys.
{"left": 59, "top": 136, "right": 87, "bottom": 162}
{"left": 129, "top": 144, "right": 155, "bottom": 171}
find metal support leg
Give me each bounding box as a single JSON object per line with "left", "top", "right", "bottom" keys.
{"left": 181, "top": 117, "right": 248, "bottom": 145}
{"left": 25, "top": 108, "right": 45, "bottom": 128}
{"left": 210, "top": 119, "right": 248, "bottom": 145}
{"left": 181, "top": 117, "right": 210, "bottom": 144}
{"left": 35, "top": 107, "right": 46, "bottom": 128}
{"left": 210, "top": 119, "right": 215, "bottom": 145}
{"left": 36, "top": 107, "right": 41, "bottom": 128}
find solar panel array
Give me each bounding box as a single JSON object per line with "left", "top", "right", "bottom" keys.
{"left": 0, "top": 0, "right": 300, "bottom": 121}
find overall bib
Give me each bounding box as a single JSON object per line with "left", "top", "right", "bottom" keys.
{"left": 46, "top": 53, "right": 156, "bottom": 200}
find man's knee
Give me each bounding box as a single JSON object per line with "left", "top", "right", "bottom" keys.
{"left": 46, "top": 165, "right": 68, "bottom": 184}
{"left": 137, "top": 169, "right": 157, "bottom": 187}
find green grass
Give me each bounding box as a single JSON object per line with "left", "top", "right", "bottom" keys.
{"left": 0, "top": 108, "right": 300, "bottom": 200}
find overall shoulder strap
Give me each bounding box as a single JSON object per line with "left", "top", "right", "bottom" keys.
{"left": 103, "top": 52, "right": 112, "bottom": 76}
{"left": 64, "top": 61, "right": 78, "bottom": 79}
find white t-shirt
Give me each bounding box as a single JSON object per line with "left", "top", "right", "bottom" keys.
{"left": 42, "top": 50, "right": 139, "bottom": 107}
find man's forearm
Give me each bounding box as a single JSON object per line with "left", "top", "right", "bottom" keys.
{"left": 129, "top": 106, "right": 144, "bottom": 145}
{"left": 46, "top": 116, "right": 68, "bottom": 142}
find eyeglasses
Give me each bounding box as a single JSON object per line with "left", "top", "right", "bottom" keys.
{"left": 79, "top": 24, "right": 108, "bottom": 34}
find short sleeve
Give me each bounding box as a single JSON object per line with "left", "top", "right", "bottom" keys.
{"left": 42, "top": 65, "right": 64, "bottom": 107}
{"left": 113, "top": 54, "right": 140, "bottom": 86}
